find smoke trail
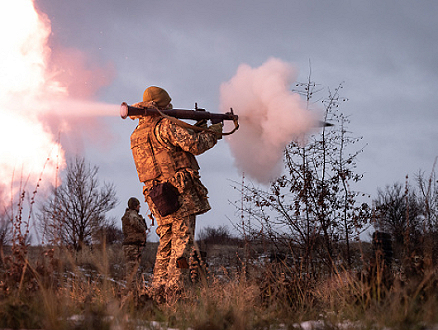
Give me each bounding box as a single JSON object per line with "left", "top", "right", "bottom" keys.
{"left": 0, "top": 0, "right": 116, "bottom": 207}
{"left": 220, "top": 58, "right": 319, "bottom": 184}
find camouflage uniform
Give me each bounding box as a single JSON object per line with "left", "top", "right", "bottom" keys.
{"left": 122, "top": 207, "right": 148, "bottom": 283}
{"left": 130, "top": 100, "right": 218, "bottom": 292}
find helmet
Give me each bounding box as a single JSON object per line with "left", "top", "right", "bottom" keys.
{"left": 143, "top": 86, "right": 171, "bottom": 108}
{"left": 128, "top": 197, "right": 140, "bottom": 210}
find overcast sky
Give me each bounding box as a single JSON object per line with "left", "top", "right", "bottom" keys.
{"left": 31, "top": 0, "right": 438, "bottom": 239}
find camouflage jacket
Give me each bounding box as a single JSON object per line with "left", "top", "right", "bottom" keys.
{"left": 121, "top": 208, "right": 148, "bottom": 245}
{"left": 130, "top": 102, "right": 218, "bottom": 223}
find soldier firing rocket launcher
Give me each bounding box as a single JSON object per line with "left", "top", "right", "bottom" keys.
{"left": 120, "top": 102, "right": 240, "bottom": 135}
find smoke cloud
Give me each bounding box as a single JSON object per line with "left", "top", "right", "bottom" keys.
{"left": 0, "top": 0, "right": 117, "bottom": 209}
{"left": 220, "top": 58, "right": 319, "bottom": 184}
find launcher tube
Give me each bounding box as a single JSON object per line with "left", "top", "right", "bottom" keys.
{"left": 120, "top": 102, "right": 238, "bottom": 124}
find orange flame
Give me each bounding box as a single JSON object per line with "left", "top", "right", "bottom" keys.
{"left": 0, "top": 0, "right": 116, "bottom": 207}
{"left": 0, "top": 0, "right": 65, "bottom": 203}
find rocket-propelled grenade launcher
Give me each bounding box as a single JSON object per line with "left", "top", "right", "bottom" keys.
{"left": 120, "top": 102, "right": 240, "bottom": 135}
{"left": 120, "top": 102, "right": 332, "bottom": 130}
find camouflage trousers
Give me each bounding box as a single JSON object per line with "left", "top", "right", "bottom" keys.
{"left": 152, "top": 214, "right": 196, "bottom": 291}
{"left": 123, "top": 244, "right": 144, "bottom": 289}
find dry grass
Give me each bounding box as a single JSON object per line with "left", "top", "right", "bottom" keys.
{"left": 1, "top": 242, "right": 438, "bottom": 329}
{"left": 0, "top": 222, "right": 437, "bottom": 330}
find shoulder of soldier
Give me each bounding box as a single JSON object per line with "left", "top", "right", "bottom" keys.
{"left": 121, "top": 208, "right": 131, "bottom": 220}
{"left": 126, "top": 209, "right": 144, "bottom": 221}
{"left": 134, "top": 211, "right": 144, "bottom": 220}
{"left": 132, "top": 101, "right": 155, "bottom": 108}
{"left": 155, "top": 117, "right": 173, "bottom": 129}
{"left": 154, "top": 117, "right": 178, "bottom": 143}
{"left": 157, "top": 117, "right": 196, "bottom": 137}
{"left": 123, "top": 208, "right": 137, "bottom": 217}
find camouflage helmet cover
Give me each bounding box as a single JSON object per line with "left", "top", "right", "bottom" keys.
{"left": 143, "top": 86, "right": 171, "bottom": 108}
{"left": 128, "top": 197, "right": 140, "bottom": 210}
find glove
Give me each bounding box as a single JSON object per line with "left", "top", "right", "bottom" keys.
{"left": 194, "top": 119, "right": 208, "bottom": 128}
{"left": 208, "top": 122, "right": 223, "bottom": 140}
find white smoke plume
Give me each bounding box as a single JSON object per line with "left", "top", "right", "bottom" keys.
{"left": 220, "top": 58, "right": 319, "bottom": 184}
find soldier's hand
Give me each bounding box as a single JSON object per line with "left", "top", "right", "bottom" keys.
{"left": 195, "top": 119, "right": 208, "bottom": 128}
{"left": 209, "top": 122, "right": 223, "bottom": 140}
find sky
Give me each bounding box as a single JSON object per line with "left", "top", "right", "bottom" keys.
{"left": 2, "top": 0, "right": 438, "bottom": 241}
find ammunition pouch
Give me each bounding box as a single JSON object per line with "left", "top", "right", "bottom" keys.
{"left": 148, "top": 182, "right": 181, "bottom": 217}
{"left": 176, "top": 257, "right": 189, "bottom": 269}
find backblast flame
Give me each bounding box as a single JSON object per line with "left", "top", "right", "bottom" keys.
{"left": 0, "top": 0, "right": 65, "bottom": 206}
{"left": 0, "top": 0, "right": 116, "bottom": 210}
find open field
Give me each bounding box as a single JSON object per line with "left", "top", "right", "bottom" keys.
{"left": 1, "top": 238, "right": 438, "bottom": 330}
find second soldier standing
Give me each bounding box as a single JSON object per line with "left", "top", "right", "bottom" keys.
{"left": 121, "top": 197, "right": 148, "bottom": 294}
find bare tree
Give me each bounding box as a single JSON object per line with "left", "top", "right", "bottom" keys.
{"left": 0, "top": 190, "right": 11, "bottom": 248}
{"left": 198, "top": 225, "right": 237, "bottom": 245}
{"left": 373, "top": 181, "right": 421, "bottom": 260}
{"left": 235, "top": 78, "right": 370, "bottom": 274}
{"left": 414, "top": 162, "right": 438, "bottom": 265}
{"left": 93, "top": 219, "right": 124, "bottom": 246}
{"left": 416, "top": 160, "right": 438, "bottom": 232}
{"left": 38, "top": 157, "right": 118, "bottom": 250}
{"left": 0, "top": 210, "right": 12, "bottom": 248}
